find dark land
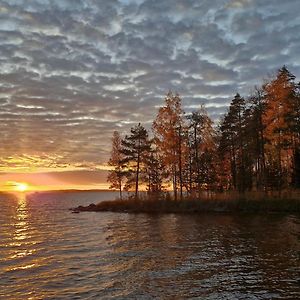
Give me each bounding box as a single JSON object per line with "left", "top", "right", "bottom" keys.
{"left": 72, "top": 192, "right": 300, "bottom": 214}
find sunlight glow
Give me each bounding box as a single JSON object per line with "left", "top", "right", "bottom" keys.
{"left": 14, "top": 182, "right": 28, "bottom": 192}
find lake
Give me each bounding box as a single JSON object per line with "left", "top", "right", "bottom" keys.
{"left": 0, "top": 191, "right": 299, "bottom": 299}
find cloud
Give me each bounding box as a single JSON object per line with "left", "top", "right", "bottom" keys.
{"left": 0, "top": 0, "right": 299, "bottom": 173}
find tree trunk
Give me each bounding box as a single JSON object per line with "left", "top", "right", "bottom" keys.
{"left": 119, "top": 184, "right": 122, "bottom": 200}
{"left": 173, "top": 164, "right": 177, "bottom": 201}
{"left": 135, "top": 139, "right": 141, "bottom": 199}
{"left": 194, "top": 125, "right": 201, "bottom": 199}
{"left": 178, "top": 125, "right": 183, "bottom": 200}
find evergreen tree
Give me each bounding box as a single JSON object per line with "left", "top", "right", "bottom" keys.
{"left": 145, "top": 146, "right": 165, "bottom": 196}
{"left": 219, "top": 93, "right": 248, "bottom": 192}
{"left": 107, "top": 131, "right": 125, "bottom": 199}
{"left": 121, "top": 123, "right": 151, "bottom": 199}
{"left": 247, "top": 87, "right": 267, "bottom": 190}
{"left": 187, "top": 106, "right": 216, "bottom": 197}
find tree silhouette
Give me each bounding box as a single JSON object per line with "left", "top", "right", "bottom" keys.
{"left": 107, "top": 131, "right": 125, "bottom": 199}
{"left": 121, "top": 123, "right": 151, "bottom": 199}
{"left": 187, "top": 106, "right": 216, "bottom": 196}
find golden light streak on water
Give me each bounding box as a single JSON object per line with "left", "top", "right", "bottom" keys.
{"left": 4, "top": 194, "right": 42, "bottom": 272}
{"left": 10, "top": 194, "right": 30, "bottom": 246}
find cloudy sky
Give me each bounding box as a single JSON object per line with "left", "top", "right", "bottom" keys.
{"left": 0, "top": 0, "right": 299, "bottom": 190}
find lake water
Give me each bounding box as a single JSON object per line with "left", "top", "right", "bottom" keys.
{"left": 0, "top": 191, "right": 299, "bottom": 299}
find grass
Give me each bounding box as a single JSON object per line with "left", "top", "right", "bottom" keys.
{"left": 72, "top": 190, "right": 300, "bottom": 214}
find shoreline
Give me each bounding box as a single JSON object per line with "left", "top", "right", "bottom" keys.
{"left": 71, "top": 197, "right": 300, "bottom": 214}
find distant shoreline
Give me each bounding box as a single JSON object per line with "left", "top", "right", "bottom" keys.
{"left": 29, "top": 189, "right": 114, "bottom": 194}
{"left": 0, "top": 190, "right": 120, "bottom": 199}
{"left": 0, "top": 189, "right": 115, "bottom": 195}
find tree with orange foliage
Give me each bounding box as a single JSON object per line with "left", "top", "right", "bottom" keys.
{"left": 152, "top": 92, "right": 186, "bottom": 200}
{"left": 262, "top": 66, "right": 296, "bottom": 189}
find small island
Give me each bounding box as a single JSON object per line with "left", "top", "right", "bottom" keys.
{"left": 73, "top": 67, "right": 300, "bottom": 215}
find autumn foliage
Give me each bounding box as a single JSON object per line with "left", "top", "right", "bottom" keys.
{"left": 108, "top": 66, "right": 300, "bottom": 198}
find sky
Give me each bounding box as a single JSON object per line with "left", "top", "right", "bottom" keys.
{"left": 0, "top": 0, "right": 300, "bottom": 191}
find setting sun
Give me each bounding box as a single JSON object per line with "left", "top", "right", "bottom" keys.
{"left": 14, "top": 182, "right": 29, "bottom": 192}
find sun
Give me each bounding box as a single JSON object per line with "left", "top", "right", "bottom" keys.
{"left": 14, "top": 182, "right": 29, "bottom": 192}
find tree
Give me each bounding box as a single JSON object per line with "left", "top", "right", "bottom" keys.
{"left": 152, "top": 92, "right": 186, "bottom": 200}
{"left": 107, "top": 131, "right": 125, "bottom": 199}
{"left": 247, "top": 87, "right": 267, "bottom": 191}
{"left": 121, "top": 123, "right": 151, "bottom": 199}
{"left": 262, "top": 66, "right": 296, "bottom": 189}
{"left": 187, "top": 106, "right": 216, "bottom": 197}
{"left": 289, "top": 80, "right": 300, "bottom": 188}
{"left": 106, "top": 66, "right": 300, "bottom": 198}
{"left": 145, "top": 146, "right": 165, "bottom": 196}
{"left": 292, "top": 147, "right": 300, "bottom": 188}
{"left": 219, "top": 93, "right": 248, "bottom": 192}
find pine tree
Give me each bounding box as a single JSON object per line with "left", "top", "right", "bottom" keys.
{"left": 145, "top": 146, "right": 165, "bottom": 196}
{"left": 121, "top": 123, "right": 151, "bottom": 199}
{"left": 187, "top": 106, "right": 216, "bottom": 197}
{"left": 247, "top": 87, "right": 267, "bottom": 190}
{"left": 219, "top": 93, "right": 247, "bottom": 192}
{"left": 107, "top": 131, "right": 125, "bottom": 199}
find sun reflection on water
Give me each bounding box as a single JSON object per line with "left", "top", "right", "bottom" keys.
{"left": 9, "top": 194, "right": 29, "bottom": 247}
{"left": 6, "top": 193, "right": 39, "bottom": 271}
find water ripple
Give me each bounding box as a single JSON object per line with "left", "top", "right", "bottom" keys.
{"left": 0, "top": 192, "right": 299, "bottom": 299}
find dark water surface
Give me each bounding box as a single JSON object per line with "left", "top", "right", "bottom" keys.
{"left": 0, "top": 191, "right": 299, "bottom": 299}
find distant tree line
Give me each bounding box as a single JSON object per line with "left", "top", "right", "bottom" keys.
{"left": 107, "top": 66, "right": 300, "bottom": 199}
